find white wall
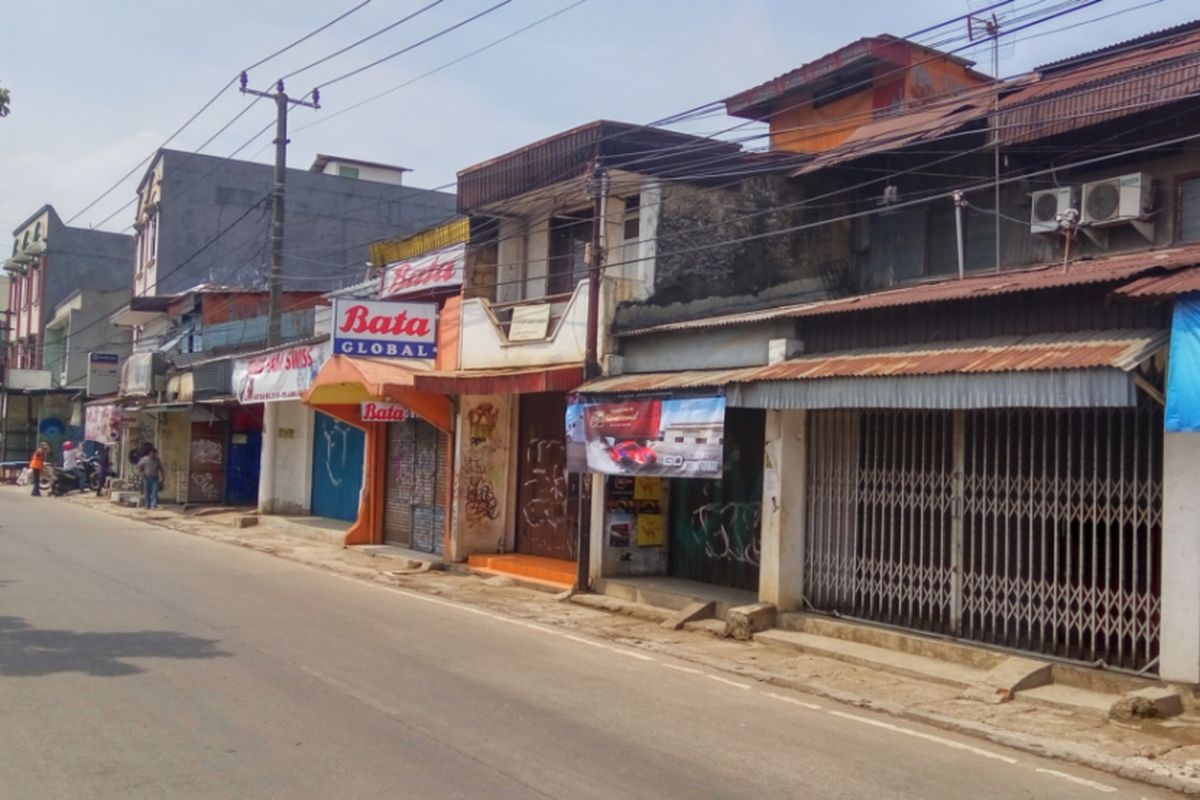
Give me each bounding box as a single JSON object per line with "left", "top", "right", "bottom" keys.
{"left": 260, "top": 400, "right": 315, "bottom": 515}
{"left": 1160, "top": 431, "right": 1200, "bottom": 683}
{"left": 459, "top": 281, "right": 589, "bottom": 370}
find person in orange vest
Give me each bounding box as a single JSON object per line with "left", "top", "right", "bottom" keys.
{"left": 28, "top": 441, "right": 49, "bottom": 497}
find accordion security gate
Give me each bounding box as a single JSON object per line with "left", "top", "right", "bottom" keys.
{"left": 803, "top": 403, "right": 1163, "bottom": 672}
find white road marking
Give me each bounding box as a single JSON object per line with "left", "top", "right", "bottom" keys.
{"left": 605, "top": 646, "right": 654, "bottom": 662}
{"left": 1034, "top": 769, "right": 1118, "bottom": 793}
{"left": 660, "top": 663, "right": 704, "bottom": 675}
{"left": 564, "top": 634, "right": 609, "bottom": 649}
{"left": 764, "top": 692, "right": 822, "bottom": 710}
{"left": 707, "top": 675, "right": 752, "bottom": 690}
{"left": 523, "top": 623, "right": 561, "bottom": 635}
{"left": 826, "top": 711, "right": 1018, "bottom": 764}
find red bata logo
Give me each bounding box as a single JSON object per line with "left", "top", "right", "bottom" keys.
{"left": 385, "top": 252, "right": 459, "bottom": 294}
{"left": 338, "top": 304, "right": 432, "bottom": 338}
{"left": 361, "top": 402, "right": 410, "bottom": 422}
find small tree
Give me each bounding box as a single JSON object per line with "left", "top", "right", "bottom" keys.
{"left": 0, "top": 83, "right": 10, "bottom": 117}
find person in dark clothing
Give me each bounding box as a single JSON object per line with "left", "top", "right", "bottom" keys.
{"left": 95, "top": 445, "right": 110, "bottom": 497}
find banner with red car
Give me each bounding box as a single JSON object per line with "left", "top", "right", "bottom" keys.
{"left": 565, "top": 394, "right": 725, "bottom": 478}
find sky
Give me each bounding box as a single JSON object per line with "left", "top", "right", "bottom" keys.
{"left": 1, "top": 0, "right": 1197, "bottom": 237}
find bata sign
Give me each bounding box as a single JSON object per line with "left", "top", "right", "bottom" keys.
{"left": 332, "top": 298, "right": 437, "bottom": 359}
{"left": 381, "top": 244, "right": 464, "bottom": 298}
{"left": 232, "top": 341, "right": 329, "bottom": 403}
{"left": 360, "top": 401, "right": 411, "bottom": 422}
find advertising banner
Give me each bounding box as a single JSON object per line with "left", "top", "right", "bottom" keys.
{"left": 1168, "top": 292, "right": 1200, "bottom": 432}
{"left": 566, "top": 394, "right": 725, "bottom": 478}
{"left": 232, "top": 341, "right": 329, "bottom": 403}
{"left": 380, "top": 243, "right": 464, "bottom": 298}
{"left": 84, "top": 402, "right": 122, "bottom": 444}
{"left": 332, "top": 298, "right": 437, "bottom": 359}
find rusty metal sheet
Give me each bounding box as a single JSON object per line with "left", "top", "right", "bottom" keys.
{"left": 580, "top": 329, "right": 1167, "bottom": 396}
{"left": 1115, "top": 266, "right": 1200, "bottom": 300}
{"left": 516, "top": 392, "right": 577, "bottom": 561}
{"left": 622, "top": 244, "right": 1200, "bottom": 337}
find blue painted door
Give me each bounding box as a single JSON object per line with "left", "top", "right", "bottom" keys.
{"left": 225, "top": 430, "right": 262, "bottom": 506}
{"left": 312, "top": 412, "right": 365, "bottom": 521}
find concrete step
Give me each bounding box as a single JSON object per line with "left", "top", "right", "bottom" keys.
{"left": 467, "top": 554, "right": 575, "bottom": 587}
{"left": 755, "top": 628, "right": 989, "bottom": 688}
{"left": 1018, "top": 684, "right": 1117, "bottom": 718}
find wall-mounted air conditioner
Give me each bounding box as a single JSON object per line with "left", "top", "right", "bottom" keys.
{"left": 1029, "top": 186, "right": 1077, "bottom": 234}
{"left": 1081, "top": 172, "right": 1154, "bottom": 226}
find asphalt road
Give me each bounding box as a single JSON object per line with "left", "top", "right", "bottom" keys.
{"left": 0, "top": 488, "right": 1181, "bottom": 799}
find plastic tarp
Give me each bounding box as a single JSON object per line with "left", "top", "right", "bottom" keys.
{"left": 1167, "top": 293, "right": 1200, "bottom": 432}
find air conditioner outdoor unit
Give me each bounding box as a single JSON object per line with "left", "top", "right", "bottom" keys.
{"left": 1081, "top": 172, "right": 1154, "bottom": 226}
{"left": 1029, "top": 186, "right": 1077, "bottom": 234}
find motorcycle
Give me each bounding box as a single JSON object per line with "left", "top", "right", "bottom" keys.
{"left": 50, "top": 457, "right": 102, "bottom": 496}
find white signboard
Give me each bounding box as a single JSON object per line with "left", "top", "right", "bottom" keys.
{"left": 508, "top": 303, "right": 552, "bottom": 342}
{"left": 232, "top": 341, "right": 330, "bottom": 403}
{"left": 332, "top": 298, "right": 437, "bottom": 359}
{"left": 87, "top": 352, "right": 121, "bottom": 397}
{"left": 381, "top": 244, "right": 465, "bottom": 298}
{"left": 360, "top": 401, "right": 411, "bottom": 423}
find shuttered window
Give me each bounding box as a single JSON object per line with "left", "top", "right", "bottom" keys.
{"left": 1179, "top": 177, "right": 1200, "bottom": 243}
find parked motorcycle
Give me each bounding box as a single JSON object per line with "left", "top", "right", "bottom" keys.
{"left": 50, "top": 457, "right": 102, "bottom": 496}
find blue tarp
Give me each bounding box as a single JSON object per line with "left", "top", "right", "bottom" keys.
{"left": 1166, "top": 292, "right": 1200, "bottom": 432}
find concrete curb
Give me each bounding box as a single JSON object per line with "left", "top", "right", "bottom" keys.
{"left": 63, "top": 494, "right": 1200, "bottom": 795}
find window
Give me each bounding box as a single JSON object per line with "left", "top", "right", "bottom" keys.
{"left": 33, "top": 222, "right": 41, "bottom": 242}
{"left": 1178, "top": 176, "right": 1200, "bottom": 243}
{"left": 623, "top": 194, "right": 641, "bottom": 241}
{"left": 148, "top": 215, "right": 158, "bottom": 262}
{"left": 338, "top": 165, "right": 360, "bottom": 179}
{"left": 547, "top": 209, "right": 594, "bottom": 296}
{"left": 22, "top": 231, "right": 29, "bottom": 249}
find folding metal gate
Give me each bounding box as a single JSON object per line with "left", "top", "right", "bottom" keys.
{"left": 804, "top": 402, "right": 1162, "bottom": 672}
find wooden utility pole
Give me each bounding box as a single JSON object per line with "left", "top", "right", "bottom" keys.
{"left": 239, "top": 74, "right": 319, "bottom": 345}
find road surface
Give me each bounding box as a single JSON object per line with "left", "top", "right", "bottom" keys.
{"left": 0, "top": 488, "right": 1180, "bottom": 798}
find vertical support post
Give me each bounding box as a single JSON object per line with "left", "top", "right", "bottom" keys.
{"left": 950, "top": 410, "right": 966, "bottom": 635}
{"left": 268, "top": 88, "right": 288, "bottom": 347}
{"left": 1161, "top": 431, "right": 1200, "bottom": 682}
{"left": 759, "top": 409, "right": 807, "bottom": 611}
{"left": 258, "top": 401, "right": 278, "bottom": 514}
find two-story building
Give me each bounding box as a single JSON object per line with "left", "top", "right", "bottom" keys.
{"left": 572, "top": 25, "right": 1200, "bottom": 683}
{"left": 1, "top": 205, "right": 132, "bottom": 460}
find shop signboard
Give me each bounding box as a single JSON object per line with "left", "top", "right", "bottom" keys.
{"left": 360, "top": 401, "right": 411, "bottom": 422}
{"left": 332, "top": 298, "right": 437, "bottom": 359}
{"left": 84, "top": 402, "right": 122, "bottom": 444}
{"left": 232, "top": 340, "right": 329, "bottom": 403}
{"left": 86, "top": 352, "right": 121, "bottom": 397}
{"left": 380, "top": 243, "right": 464, "bottom": 298}
{"left": 566, "top": 394, "right": 725, "bottom": 478}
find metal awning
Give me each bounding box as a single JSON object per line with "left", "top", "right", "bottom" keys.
{"left": 303, "top": 355, "right": 453, "bottom": 433}
{"left": 137, "top": 402, "right": 193, "bottom": 414}
{"left": 411, "top": 363, "right": 584, "bottom": 396}
{"left": 577, "top": 330, "right": 1167, "bottom": 410}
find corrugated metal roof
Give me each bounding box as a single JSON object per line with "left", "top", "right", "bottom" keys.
{"left": 621, "top": 245, "right": 1200, "bottom": 337}
{"left": 583, "top": 329, "right": 1165, "bottom": 396}
{"left": 1114, "top": 266, "right": 1200, "bottom": 300}
{"left": 991, "top": 27, "right": 1200, "bottom": 146}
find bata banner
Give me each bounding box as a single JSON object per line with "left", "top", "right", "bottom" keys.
{"left": 380, "top": 243, "right": 464, "bottom": 298}
{"left": 332, "top": 298, "right": 437, "bottom": 359}
{"left": 565, "top": 394, "right": 725, "bottom": 478}
{"left": 232, "top": 341, "right": 329, "bottom": 403}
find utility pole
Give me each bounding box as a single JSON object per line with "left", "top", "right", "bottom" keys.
{"left": 239, "top": 74, "right": 319, "bottom": 346}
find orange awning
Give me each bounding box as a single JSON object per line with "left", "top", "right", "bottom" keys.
{"left": 412, "top": 363, "right": 584, "bottom": 395}
{"left": 302, "top": 355, "right": 453, "bottom": 433}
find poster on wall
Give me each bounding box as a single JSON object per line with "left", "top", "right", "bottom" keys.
{"left": 1167, "top": 293, "right": 1200, "bottom": 431}
{"left": 567, "top": 394, "right": 725, "bottom": 478}
{"left": 84, "top": 403, "right": 122, "bottom": 444}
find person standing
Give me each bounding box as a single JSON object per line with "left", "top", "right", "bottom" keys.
{"left": 28, "top": 442, "right": 48, "bottom": 497}
{"left": 95, "top": 445, "right": 110, "bottom": 497}
{"left": 137, "top": 447, "right": 162, "bottom": 509}
{"left": 62, "top": 441, "right": 82, "bottom": 491}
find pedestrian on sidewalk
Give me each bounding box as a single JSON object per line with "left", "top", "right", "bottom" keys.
{"left": 28, "top": 442, "right": 48, "bottom": 497}
{"left": 137, "top": 447, "right": 162, "bottom": 509}
{"left": 95, "top": 445, "right": 110, "bottom": 497}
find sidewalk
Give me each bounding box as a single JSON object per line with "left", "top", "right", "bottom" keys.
{"left": 44, "top": 488, "right": 1200, "bottom": 795}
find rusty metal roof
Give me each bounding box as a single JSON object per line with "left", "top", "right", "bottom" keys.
{"left": 581, "top": 329, "right": 1166, "bottom": 395}
{"left": 991, "top": 26, "right": 1200, "bottom": 146}
{"left": 725, "top": 36, "right": 980, "bottom": 120}
{"left": 456, "top": 120, "right": 741, "bottom": 211}
{"left": 621, "top": 244, "right": 1200, "bottom": 337}
{"left": 1114, "top": 265, "right": 1200, "bottom": 301}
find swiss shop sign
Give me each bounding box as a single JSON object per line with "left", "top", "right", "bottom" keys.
{"left": 381, "top": 244, "right": 464, "bottom": 298}
{"left": 332, "top": 298, "right": 437, "bottom": 359}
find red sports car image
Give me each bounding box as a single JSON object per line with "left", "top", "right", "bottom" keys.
{"left": 608, "top": 440, "right": 658, "bottom": 470}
